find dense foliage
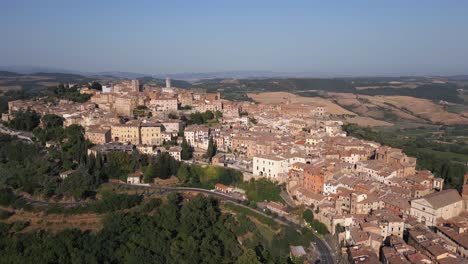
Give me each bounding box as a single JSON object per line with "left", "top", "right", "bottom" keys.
{"left": 0, "top": 132, "right": 100, "bottom": 199}
{"left": 7, "top": 110, "right": 40, "bottom": 131}
{"left": 102, "top": 151, "right": 148, "bottom": 181}
{"left": 300, "top": 208, "right": 328, "bottom": 235}
{"left": 0, "top": 134, "right": 60, "bottom": 196}
{"left": 47, "top": 192, "right": 144, "bottom": 215}
{"left": 205, "top": 137, "right": 217, "bottom": 161}
{"left": 189, "top": 111, "right": 215, "bottom": 125}
{"left": 0, "top": 125, "right": 148, "bottom": 200}
{"left": 302, "top": 209, "right": 314, "bottom": 224}
{"left": 180, "top": 138, "right": 194, "bottom": 160}
{"left": 144, "top": 153, "right": 180, "bottom": 182}
{"left": 0, "top": 194, "right": 246, "bottom": 263}
{"left": 48, "top": 84, "right": 92, "bottom": 103}
{"left": 41, "top": 114, "right": 64, "bottom": 128}
{"left": 90, "top": 82, "right": 102, "bottom": 91}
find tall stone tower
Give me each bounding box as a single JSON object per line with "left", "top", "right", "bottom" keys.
{"left": 131, "top": 79, "right": 139, "bottom": 92}
{"left": 463, "top": 173, "right": 468, "bottom": 197}
{"left": 463, "top": 173, "right": 468, "bottom": 210}
{"left": 166, "top": 77, "right": 171, "bottom": 88}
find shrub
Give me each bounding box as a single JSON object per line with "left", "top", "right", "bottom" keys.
{"left": 0, "top": 209, "right": 13, "bottom": 220}
{"left": 10, "top": 221, "right": 30, "bottom": 232}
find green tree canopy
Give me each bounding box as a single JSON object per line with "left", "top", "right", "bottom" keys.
{"left": 8, "top": 110, "right": 40, "bottom": 131}
{"left": 205, "top": 137, "right": 217, "bottom": 161}
{"left": 303, "top": 209, "right": 314, "bottom": 224}
{"left": 181, "top": 139, "right": 193, "bottom": 160}
{"left": 144, "top": 153, "right": 180, "bottom": 182}
{"left": 90, "top": 81, "right": 102, "bottom": 91}
{"left": 41, "top": 114, "right": 64, "bottom": 128}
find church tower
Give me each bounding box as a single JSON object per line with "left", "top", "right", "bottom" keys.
{"left": 463, "top": 173, "right": 468, "bottom": 197}
{"left": 463, "top": 173, "right": 468, "bottom": 210}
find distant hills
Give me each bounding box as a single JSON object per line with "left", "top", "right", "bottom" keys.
{"left": 152, "top": 71, "right": 287, "bottom": 80}
{"left": 0, "top": 66, "right": 83, "bottom": 75}
{"left": 0, "top": 71, "right": 22, "bottom": 77}
{"left": 95, "top": 71, "right": 152, "bottom": 79}
{"left": 447, "top": 75, "right": 468, "bottom": 81}
{"left": 1, "top": 66, "right": 467, "bottom": 81}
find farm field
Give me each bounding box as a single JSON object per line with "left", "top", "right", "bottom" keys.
{"left": 328, "top": 93, "right": 468, "bottom": 125}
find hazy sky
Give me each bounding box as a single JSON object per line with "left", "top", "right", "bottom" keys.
{"left": 1, "top": 0, "right": 468, "bottom": 75}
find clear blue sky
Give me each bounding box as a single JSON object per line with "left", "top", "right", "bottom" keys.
{"left": 1, "top": 0, "right": 467, "bottom": 76}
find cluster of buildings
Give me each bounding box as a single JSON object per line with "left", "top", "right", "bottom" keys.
{"left": 5, "top": 77, "right": 468, "bottom": 263}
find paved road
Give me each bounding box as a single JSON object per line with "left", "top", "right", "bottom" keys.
{"left": 0, "top": 124, "right": 34, "bottom": 142}
{"left": 20, "top": 184, "right": 335, "bottom": 264}
{"left": 280, "top": 190, "right": 296, "bottom": 207}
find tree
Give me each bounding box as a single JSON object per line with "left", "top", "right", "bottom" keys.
{"left": 49, "top": 84, "right": 92, "bottom": 103}
{"left": 335, "top": 224, "right": 345, "bottom": 234}
{"left": 181, "top": 139, "right": 193, "bottom": 160}
{"left": 205, "top": 137, "right": 217, "bottom": 161}
{"left": 57, "top": 170, "right": 98, "bottom": 199}
{"left": 144, "top": 153, "right": 180, "bottom": 182}
{"left": 303, "top": 209, "right": 314, "bottom": 224}
{"left": 168, "top": 112, "right": 178, "bottom": 119}
{"left": 8, "top": 110, "right": 40, "bottom": 131}
{"left": 143, "top": 164, "right": 156, "bottom": 183}
{"left": 311, "top": 219, "right": 328, "bottom": 235}
{"left": 0, "top": 194, "right": 253, "bottom": 263}
{"left": 236, "top": 248, "right": 261, "bottom": 264}
{"left": 177, "top": 164, "right": 191, "bottom": 183}
{"left": 189, "top": 111, "right": 215, "bottom": 124}
{"left": 90, "top": 82, "right": 102, "bottom": 91}
{"left": 214, "top": 110, "right": 223, "bottom": 119}
{"left": 41, "top": 114, "right": 63, "bottom": 128}
{"left": 133, "top": 105, "right": 148, "bottom": 117}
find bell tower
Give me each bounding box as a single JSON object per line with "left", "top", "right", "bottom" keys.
{"left": 463, "top": 173, "right": 468, "bottom": 197}
{"left": 463, "top": 173, "right": 468, "bottom": 210}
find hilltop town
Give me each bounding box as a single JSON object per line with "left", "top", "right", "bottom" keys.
{"left": 3, "top": 78, "right": 468, "bottom": 264}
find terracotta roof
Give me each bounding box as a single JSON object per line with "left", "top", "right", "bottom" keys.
{"left": 415, "top": 189, "right": 461, "bottom": 209}
{"left": 437, "top": 226, "right": 468, "bottom": 249}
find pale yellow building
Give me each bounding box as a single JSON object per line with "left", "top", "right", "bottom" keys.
{"left": 111, "top": 121, "right": 165, "bottom": 146}
{"left": 140, "top": 123, "right": 164, "bottom": 145}
{"left": 410, "top": 189, "right": 463, "bottom": 227}
{"left": 111, "top": 122, "right": 140, "bottom": 144}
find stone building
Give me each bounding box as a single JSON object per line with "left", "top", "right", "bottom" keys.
{"left": 85, "top": 126, "right": 111, "bottom": 144}
{"left": 410, "top": 189, "right": 463, "bottom": 226}
{"left": 111, "top": 121, "right": 164, "bottom": 146}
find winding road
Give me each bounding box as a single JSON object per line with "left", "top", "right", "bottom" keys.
{"left": 0, "top": 124, "right": 34, "bottom": 142}
{"left": 20, "top": 184, "right": 335, "bottom": 264}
